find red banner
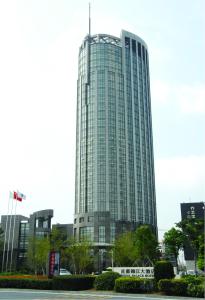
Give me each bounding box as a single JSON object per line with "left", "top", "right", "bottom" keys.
{"left": 48, "top": 251, "right": 60, "bottom": 277}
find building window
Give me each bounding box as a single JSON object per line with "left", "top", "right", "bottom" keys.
{"left": 19, "top": 222, "right": 29, "bottom": 251}
{"left": 110, "top": 223, "right": 115, "bottom": 243}
{"left": 43, "top": 220, "right": 48, "bottom": 229}
{"left": 142, "top": 45, "right": 145, "bottom": 61}
{"left": 125, "top": 37, "right": 130, "bottom": 48}
{"left": 35, "top": 231, "right": 48, "bottom": 238}
{"left": 88, "top": 216, "right": 93, "bottom": 222}
{"left": 98, "top": 226, "right": 105, "bottom": 243}
{"left": 132, "top": 39, "right": 136, "bottom": 53}
{"left": 138, "top": 42, "right": 141, "bottom": 57}
{"left": 79, "top": 226, "right": 94, "bottom": 241}
{"left": 79, "top": 217, "right": 84, "bottom": 223}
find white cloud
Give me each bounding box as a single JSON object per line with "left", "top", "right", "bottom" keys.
{"left": 152, "top": 80, "right": 205, "bottom": 115}
{"left": 155, "top": 155, "right": 205, "bottom": 190}
{"left": 151, "top": 80, "right": 171, "bottom": 104}
{"left": 178, "top": 85, "right": 205, "bottom": 114}
{"left": 155, "top": 155, "right": 205, "bottom": 238}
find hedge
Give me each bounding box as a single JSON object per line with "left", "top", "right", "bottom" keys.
{"left": 52, "top": 275, "right": 95, "bottom": 290}
{"left": 115, "top": 277, "right": 154, "bottom": 293}
{"left": 94, "top": 272, "right": 120, "bottom": 290}
{"left": 158, "top": 279, "right": 188, "bottom": 296}
{"left": 182, "top": 275, "right": 204, "bottom": 285}
{"left": 154, "top": 261, "right": 174, "bottom": 282}
{"left": 0, "top": 278, "right": 52, "bottom": 290}
{"left": 187, "top": 283, "right": 205, "bottom": 298}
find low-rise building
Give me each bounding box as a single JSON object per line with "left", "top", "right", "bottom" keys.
{"left": 1, "top": 209, "right": 53, "bottom": 272}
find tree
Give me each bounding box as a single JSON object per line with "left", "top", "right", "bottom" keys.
{"left": 176, "top": 218, "right": 204, "bottom": 274}
{"left": 163, "top": 227, "right": 185, "bottom": 272}
{"left": 50, "top": 227, "right": 69, "bottom": 268}
{"left": 134, "top": 225, "right": 158, "bottom": 265}
{"left": 0, "top": 226, "right": 4, "bottom": 245}
{"left": 197, "top": 233, "right": 204, "bottom": 271}
{"left": 113, "top": 225, "right": 159, "bottom": 267}
{"left": 0, "top": 226, "right": 4, "bottom": 265}
{"left": 27, "top": 236, "right": 50, "bottom": 275}
{"left": 113, "top": 231, "right": 136, "bottom": 266}
{"left": 65, "top": 238, "right": 93, "bottom": 274}
{"left": 50, "top": 227, "right": 67, "bottom": 251}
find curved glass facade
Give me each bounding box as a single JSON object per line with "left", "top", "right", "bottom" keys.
{"left": 74, "top": 30, "right": 157, "bottom": 244}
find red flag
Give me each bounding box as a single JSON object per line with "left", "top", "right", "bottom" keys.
{"left": 14, "top": 191, "right": 22, "bottom": 202}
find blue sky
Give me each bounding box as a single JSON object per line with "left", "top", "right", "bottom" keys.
{"left": 0, "top": 0, "right": 204, "bottom": 239}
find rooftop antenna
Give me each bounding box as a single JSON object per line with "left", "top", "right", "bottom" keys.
{"left": 89, "top": 2, "right": 91, "bottom": 36}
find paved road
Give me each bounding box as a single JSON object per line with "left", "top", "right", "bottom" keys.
{"left": 0, "top": 289, "right": 202, "bottom": 300}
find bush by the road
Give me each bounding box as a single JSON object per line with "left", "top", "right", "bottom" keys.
{"left": 0, "top": 278, "right": 52, "bottom": 289}
{"left": 187, "top": 283, "right": 205, "bottom": 298}
{"left": 115, "top": 277, "right": 154, "bottom": 293}
{"left": 52, "top": 275, "right": 95, "bottom": 290}
{"left": 94, "top": 271, "right": 120, "bottom": 290}
{"left": 114, "top": 277, "right": 154, "bottom": 293}
{"left": 182, "top": 274, "right": 204, "bottom": 285}
{"left": 158, "top": 279, "right": 188, "bottom": 296}
{"left": 154, "top": 261, "right": 174, "bottom": 282}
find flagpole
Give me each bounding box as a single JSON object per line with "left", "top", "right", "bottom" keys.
{"left": 5, "top": 197, "right": 14, "bottom": 272}
{"left": 9, "top": 199, "right": 17, "bottom": 272}
{"left": 1, "top": 192, "right": 12, "bottom": 272}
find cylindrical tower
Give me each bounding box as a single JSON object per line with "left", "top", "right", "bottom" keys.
{"left": 74, "top": 30, "right": 157, "bottom": 245}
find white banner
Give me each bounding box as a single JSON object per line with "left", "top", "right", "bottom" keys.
{"left": 112, "top": 267, "right": 154, "bottom": 278}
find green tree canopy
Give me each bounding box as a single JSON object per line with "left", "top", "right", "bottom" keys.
{"left": 65, "top": 238, "right": 93, "bottom": 274}
{"left": 27, "top": 236, "right": 50, "bottom": 275}
{"left": 0, "top": 226, "right": 4, "bottom": 262}
{"left": 0, "top": 226, "right": 4, "bottom": 247}
{"left": 50, "top": 227, "right": 69, "bottom": 268}
{"left": 50, "top": 227, "right": 68, "bottom": 251}
{"left": 163, "top": 227, "right": 185, "bottom": 271}
{"left": 134, "top": 225, "right": 158, "bottom": 265}
{"left": 113, "top": 231, "right": 136, "bottom": 266}
{"left": 197, "top": 233, "right": 205, "bottom": 271}
{"left": 176, "top": 218, "right": 204, "bottom": 273}
{"left": 113, "top": 225, "right": 158, "bottom": 267}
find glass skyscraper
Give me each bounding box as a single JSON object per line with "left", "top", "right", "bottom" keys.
{"left": 74, "top": 30, "right": 157, "bottom": 246}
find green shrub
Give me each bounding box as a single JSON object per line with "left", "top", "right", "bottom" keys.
{"left": 187, "top": 283, "right": 205, "bottom": 298}
{"left": 171, "top": 279, "right": 188, "bottom": 296}
{"left": 143, "top": 278, "right": 154, "bottom": 292}
{"left": 115, "top": 277, "right": 154, "bottom": 293}
{"left": 158, "top": 279, "right": 173, "bottom": 295}
{"left": 115, "top": 277, "right": 141, "bottom": 293}
{"left": 0, "top": 272, "right": 22, "bottom": 276}
{"left": 94, "top": 271, "right": 120, "bottom": 290}
{"left": 158, "top": 279, "right": 188, "bottom": 296}
{"left": 182, "top": 274, "right": 204, "bottom": 285}
{"left": 154, "top": 261, "right": 174, "bottom": 282}
{"left": 0, "top": 278, "right": 52, "bottom": 289}
{"left": 52, "top": 275, "right": 95, "bottom": 290}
